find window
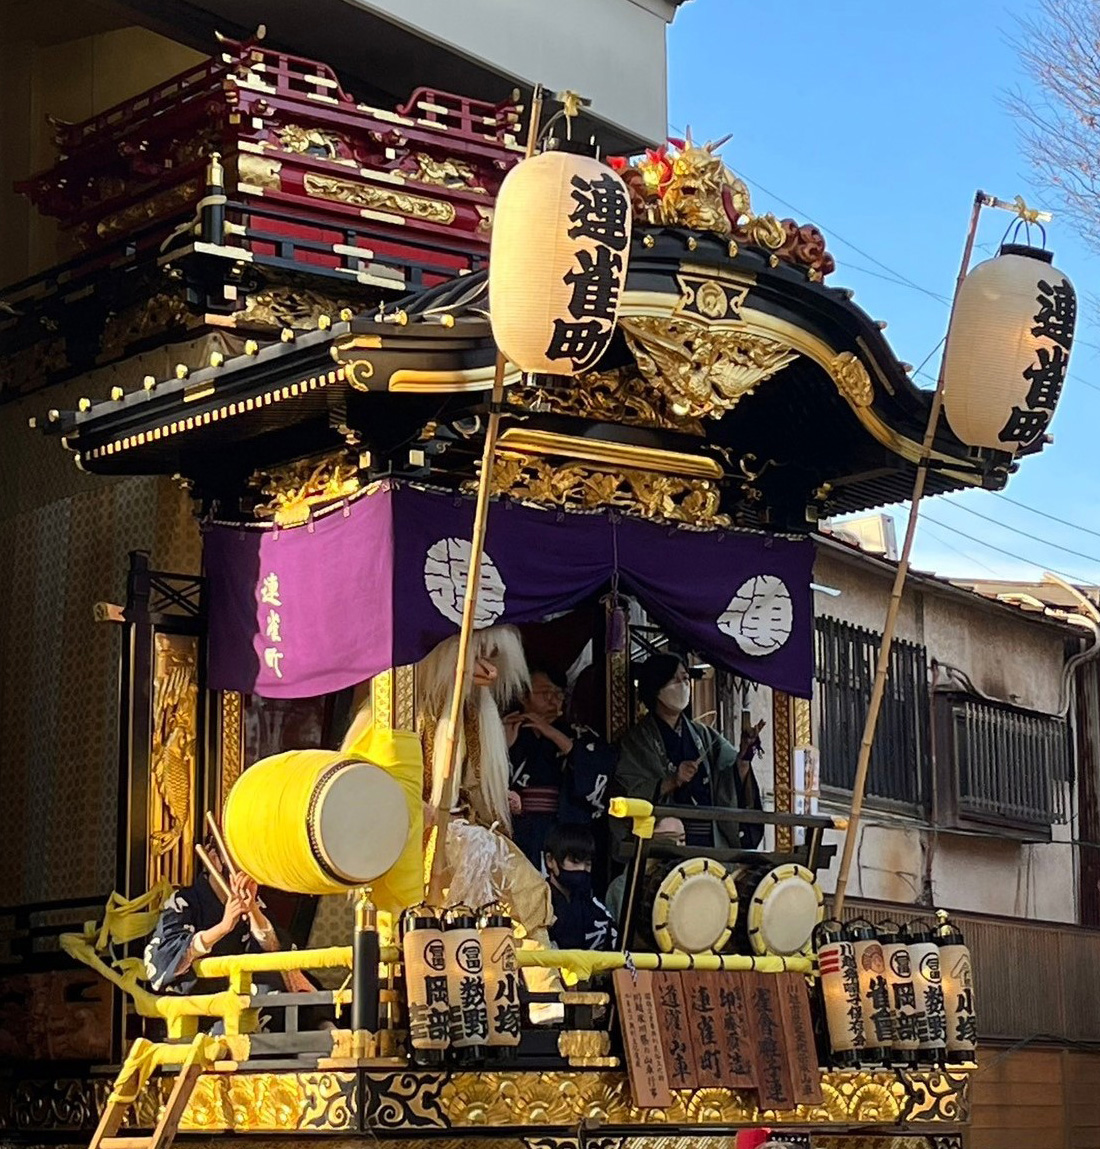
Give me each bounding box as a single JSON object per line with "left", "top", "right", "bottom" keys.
{"left": 939, "top": 693, "right": 1069, "bottom": 832}
{"left": 814, "top": 616, "right": 931, "bottom": 810}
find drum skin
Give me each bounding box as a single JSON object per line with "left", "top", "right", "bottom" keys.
{"left": 224, "top": 748, "right": 411, "bottom": 895}
{"left": 742, "top": 862, "right": 824, "bottom": 957}
{"left": 645, "top": 856, "right": 740, "bottom": 954}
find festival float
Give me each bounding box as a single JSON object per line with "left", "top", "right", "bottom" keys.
{"left": 11, "top": 25, "right": 1077, "bottom": 1149}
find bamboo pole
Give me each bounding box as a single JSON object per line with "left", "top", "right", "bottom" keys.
{"left": 425, "top": 85, "right": 544, "bottom": 903}
{"left": 832, "top": 191, "right": 986, "bottom": 917}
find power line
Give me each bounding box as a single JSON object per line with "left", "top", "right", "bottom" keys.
{"left": 989, "top": 490, "right": 1100, "bottom": 542}
{"left": 918, "top": 522, "right": 1002, "bottom": 577}
{"left": 920, "top": 514, "right": 1095, "bottom": 584}
{"left": 937, "top": 498, "right": 1100, "bottom": 566}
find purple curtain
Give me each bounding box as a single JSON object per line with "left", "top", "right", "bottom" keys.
{"left": 205, "top": 483, "right": 815, "bottom": 699}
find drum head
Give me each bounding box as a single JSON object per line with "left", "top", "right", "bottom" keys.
{"left": 651, "top": 857, "right": 739, "bottom": 954}
{"left": 311, "top": 760, "right": 410, "bottom": 884}
{"left": 746, "top": 863, "right": 823, "bottom": 956}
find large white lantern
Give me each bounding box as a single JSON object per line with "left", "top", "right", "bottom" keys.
{"left": 489, "top": 148, "right": 632, "bottom": 376}
{"left": 942, "top": 243, "right": 1075, "bottom": 454}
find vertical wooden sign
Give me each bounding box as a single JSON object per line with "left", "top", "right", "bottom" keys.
{"left": 652, "top": 972, "right": 697, "bottom": 1090}
{"left": 744, "top": 972, "right": 795, "bottom": 1110}
{"left": 613, "top": 969, "right": 673, "bottom": 1108}
{"left": 709, "top": 970, "right": 756, "bottom": 1088}
{"left": 683, "top": 972, "right": 732, "bottom": 1087}
{"left": 777, "top": 971, "right": 823, "bottom": 1105}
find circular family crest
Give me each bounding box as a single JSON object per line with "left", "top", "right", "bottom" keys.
{"left": 717, "top": 574, "right": 793, "bottom": 656}
{"left": 424, "top": 537, "right": 507, "bottom": 627}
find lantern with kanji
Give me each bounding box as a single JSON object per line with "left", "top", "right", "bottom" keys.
{"left": 942, "top": 243, "right": 1076, "bottom": 453}
{"left": 489, "top": 148, "right": 632, "bottom": 376}
{"left": 935, "top": 909, "right": 977, "bottom": 1063}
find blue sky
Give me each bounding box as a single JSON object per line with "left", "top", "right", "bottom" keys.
{"left": 667, "top": 0, "right": 1100, "bottom": 584}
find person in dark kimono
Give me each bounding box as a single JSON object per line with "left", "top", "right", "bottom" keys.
{"left": 505, "top": 668, "right": 611, "bottom": 869}
{"left": 614, "top": 653, "right": 765, "bottom": 852}
{"left": 143, "top": 838, "right": 316, "bottom": 1030}
{"left": 544, "top": 824, "right": 617, "bottom": 952}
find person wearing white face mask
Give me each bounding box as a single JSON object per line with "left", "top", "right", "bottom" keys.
{"left": 613, "top": 653, "right": 764, "bottom": 852}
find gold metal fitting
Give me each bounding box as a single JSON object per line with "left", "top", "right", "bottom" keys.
{"left": 48, "top": 408, "right": 60, "bottom": 422}
{"left": 280, "top": 328, "right": 295, "bottom": 343}
{"left": 643, "top": 234, "right": 655, "bottom": 248}
{"left": 245, "top": 339, "right": 260, "bottom": 355}
{"left": 686, "top": 236, "right": 698, "bottom": 251}
{"left": 209, "top": 351, "right": 225, "bottom": 367}
{"left": 318, "top": 314, "right": 333, "bottom": 330}
{"left": 77, "top": 398, "right": 92, "bottom": 412}
{"left": 339, "top": 307, "right": 354, "bottom": 321}
{"left": 440, "top": 313, "right": 455, "bottom": 328}
{"left": 175, "top": 364, "right": 189, "bottom": 379}
{"left": 143, "top": 375, "right": 157, "bottom": 391}
{"left": 110, "top": 386, "right": 124, "bottom": 401}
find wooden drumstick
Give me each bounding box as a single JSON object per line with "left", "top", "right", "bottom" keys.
{"left": 194, "top": 842, "right": 232, "bottom": 901}
{"left": 204, "top": 811, "right": 266, "bottom": 909}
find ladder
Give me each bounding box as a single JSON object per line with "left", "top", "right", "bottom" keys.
{"left": 88, "top": 1035, "right": 213, "bottom": 1149}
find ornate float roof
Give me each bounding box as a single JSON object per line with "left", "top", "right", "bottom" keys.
{"left": 32, "top": 138, "right": 1032, "bottom": 532}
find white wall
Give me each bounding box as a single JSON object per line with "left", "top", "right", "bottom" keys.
{"left": 807, "top": 545, "right": 1078, "bottom": 923}
{"left": 352, "top": 0, "right": 678, "bottom": 145}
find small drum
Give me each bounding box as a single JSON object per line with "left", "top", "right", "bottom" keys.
{"left": 642, "top": 856, "right": 740, "bottom": 954}
{"left": 733, "top": 862, "right": 823, "bottom": 956}
{"left": 225, "top": 749, "right": 411, "bottom": 895}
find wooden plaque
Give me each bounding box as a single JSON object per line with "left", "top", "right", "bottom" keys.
{"left": 681, "top": 972, "right": 733, "bottom": 1087}
{"left": 743, "top": 972, "right": 796, "bottom": 1110}
{"left": 777, "top": 971, "right": 823, "bottom": 1105}
{"left": 652, "top": 971, "right": 698, "bottom": 1090}
{"left": 613, "top": 969, "right": 673, "bottom": 1108}
{"left": 709, "top": 969, "right": 756, "bottom": 1088}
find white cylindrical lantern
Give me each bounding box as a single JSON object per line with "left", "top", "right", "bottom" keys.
{"left": 942, "top": 242, "right": 1075, "bottom": 454}
{"left": 489, "top": 148, "right": 631, "bottom": 376}
{"left": 904, "top": 920, "right": 947, "bottom": 1065}
{"left": 400, "top": 905, "right": 450, "bottom": 1065}
{"left": 814, "top": 920, "right": 863, "bottom": 1065}
{"left": 845, "top": 918, "right": 891, "bottom": 1064}
{"left": 935, "top": 910, "right": 977, "bottom": 1064}
{"left": 880, "top": 921, "right": 918, "bottom": 1065}
{"left": 478, "top": 903, "right": 522, "bottom": 1054}
{"left": 442, "top": 904, "right": 489, "bottom": 1062}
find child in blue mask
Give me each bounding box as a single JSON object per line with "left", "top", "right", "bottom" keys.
{"left": 544, "top": 824, "right": 618, "bottom": 952}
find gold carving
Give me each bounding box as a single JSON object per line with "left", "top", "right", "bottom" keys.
{"left": 619, "top": 316, "right": 798, "bottom": 419}
{"left": 412, "top": 152, "right": 486, "bottom": 194}
{"left": 251, "top": 453, "right": 360, "bottom": 525}
{"left": 97, "top": 180, "right": 201, "bottom": 240}
{"left": 149, "top": 633, "right": 199, "bottom": 887}
{"left": 484, "top": 456, "right": 728, "bottom": 529}
{"left": 674, "top": 274, "right": 750, "bottom": 324}
{"left": 496, "top": 429, "right": 722, "bottom": 479}
{"left": 832, "top": 351, "right": 874, "bottom": 407}
{"left": 238, "top": 154, "right": 282, "bottom": 191}
{"left": 372, "top": 671, "right": 394, "bottom": 732}
{"left": 394, "top": 665, "right": 416, "bottom": 731}
{"left": 558, "top": 1030, "right": 612, "bottom": 1060}
{"left": 220, "top": 691, "right": 244, "bottom": 814}
{"left": 99, "top": 292, "right": 191, "bottom": 362}
{"left": 476, "top": 206, "right": 494, "bottom": 235}
{"left": 237, "top": 286, "right": 345, "bottom": 331}
{"left": 509, "top": 366, "right": 704, "bottom": 435}
{"left": 304, "top": 172, "right": 456, "bottom": 224}
{"left": 276, "top": 124, "right": 343, "bottom": 159}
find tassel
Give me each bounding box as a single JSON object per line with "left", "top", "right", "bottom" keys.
{"left": 607, "top": 604, "right": 626, "bottom": 654}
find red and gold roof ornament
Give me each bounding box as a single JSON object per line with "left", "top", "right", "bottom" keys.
{"left": 611, "top": 132, "right": 836, "bottom": 281}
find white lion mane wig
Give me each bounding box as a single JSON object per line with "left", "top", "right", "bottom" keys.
{"left": 417, "top": 624, "right": 529, "bottom": 833}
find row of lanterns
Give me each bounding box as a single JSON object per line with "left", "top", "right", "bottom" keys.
{"left": 401, "top": 902, "right": 522, "bottom": 1065}
{"left": 815, "top": 910, "right": 976, "bottom": 1068}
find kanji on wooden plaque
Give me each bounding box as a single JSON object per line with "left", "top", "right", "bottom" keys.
{"left": 711, "top": 969, "right": 756, "bottom": 1088}
{"left": 777, "top": 971, "right": 823, "bottom": 1105}
{"left": 652, "top": 972, "right": 697, "bottom": 1090}
{"left": 744, "top": 972, "right": 795, "bottom": 1110}
{"left": 613, "top": 969, "right": 673, "bottom": 1108}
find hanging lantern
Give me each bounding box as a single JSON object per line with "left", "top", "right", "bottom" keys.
{"left": 879, "top": 920, "right": 918, "bottom": 1066}
{"left": 813, "top": 919, "right": 863, "bottom": 1066}
{"left": 844, "top": 918, "right": 891, "bottom": 1065}
{"left": 489, "top": 148, "right": 632, "bottom": 376}
{"left": 935, "top": 909, "right": 977, "bottom": 1064}
{"left": 442, "top": 904, "right": 489, "bottom": 1062}
{"left": 478, "top": 903, "right": 522, "bottom": 1057}
{"left": 400, "top": 905, "right": 450, "bottom": 1065}
{"left": 903, "top": 919, "right": 947, "bottom": 1065}
{"left": 942, "top": 243, "right": 1075, "bottom": 454}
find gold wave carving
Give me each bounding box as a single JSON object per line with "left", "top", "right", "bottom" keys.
{"left": 832, "top": 351, "right": 874, "bottom": 407}
{"left": 304, "top": 172, "right": 455, "bottom": 224}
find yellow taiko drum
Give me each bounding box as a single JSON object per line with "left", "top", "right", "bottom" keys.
{"left": 224, "top": 748, "right": 411, "bottom": 895}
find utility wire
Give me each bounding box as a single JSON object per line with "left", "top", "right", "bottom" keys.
{"left": 989, "top": 490, "right": 1100, "bottom": 542}
{"left": 937, "top": 499, "right": 1100, "bottom": 566}
{"left": 918, "top": 523, "right": 1002, "bottom": 577}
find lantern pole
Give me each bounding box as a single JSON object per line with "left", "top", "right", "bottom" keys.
{"left": 832, "top": 190, "right": 989, "bottom": 917}
{"left": 426, "top": 85, "right": 545, "bottom": 904}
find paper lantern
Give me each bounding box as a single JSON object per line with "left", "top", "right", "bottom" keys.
{"left": 879, "top": 920, "right": 918, "bottom": 1065}
{"left": 903, "top": 920, "right": 947, "bottom": 1064}
{"left": 942, "top": 243, "right": 1075, "bottom": 453}
{"left": 400, "top": 905, "right": 450, "bottom": 1064}
{"left": 845, "top": 918, "right": 891, "bottom": 1064}
{"left": 478, "top": 903, "right": 522, "bottom": 1053}
{"left": 489, "top": 148, "right": 632, "bottom": 375}
{"left": 442, "top": 905, "right": 489, "bottom": 1061}
{"left": 935, "top": 910, "right": 977, "bottom": 1063}
{"left": 814, "top": 920, "right": 863, "bottom": 1065}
